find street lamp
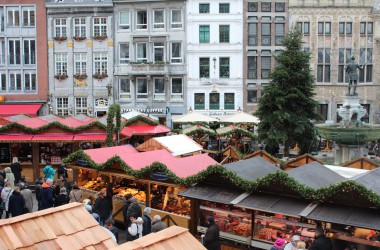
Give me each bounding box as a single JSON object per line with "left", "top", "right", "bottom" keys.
{"left": 106, "top": 83, "right": 113, "bottom": 97}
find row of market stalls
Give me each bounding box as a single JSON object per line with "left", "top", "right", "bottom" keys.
{"left": 63, "top": 145, "right": 380, "bottom": 250}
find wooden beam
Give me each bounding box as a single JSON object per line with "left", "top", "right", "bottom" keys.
{"left": 32, "top": 143, "right": 39, "bottom": 180}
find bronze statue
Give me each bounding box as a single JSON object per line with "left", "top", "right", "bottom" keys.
{"left": 345, "top": 56, "right": 364, "bottom": 96}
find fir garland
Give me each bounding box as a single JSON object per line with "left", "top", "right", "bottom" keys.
{"left": 217, "top": 127, "right": 256, "bottom": 140}
{"left": 120, "top": 115, "right": 159, "bottom": 130}
{"left": 181, "top": 128, "right": 217, "bottom": 137}
{"left": 106, "top": 104, "right": 116, "bottom": 146}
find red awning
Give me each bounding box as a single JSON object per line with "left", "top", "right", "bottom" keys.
{"left": 120, "top": 125, "right": 171, "bottom": 137}
{"left": 0, "top": 134, "right": 34, "bottom": 142}
{"left": 32, "top": 133, "right": 74, "bottom": 142}
{"left": 73, "top": 133, "right": 107, "bottom": 141}
{"left": 0, "top": 104, "right": 42, "bottom": 117}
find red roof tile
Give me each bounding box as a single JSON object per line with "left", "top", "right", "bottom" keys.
{"left": 84, "top": 145, "right": 139, "bottom": 164}
{"left": 17, "top": 117, "right": 48, "bottom": 128}
{"left": 120, "top": 125, "right": 171, "bottom": 137}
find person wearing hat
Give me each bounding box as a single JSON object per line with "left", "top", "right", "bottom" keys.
{"left": 203, "top": 216, "right": 220, "bottom": 250}
{"left": 142, "top": 207, "right": 152, "bottom": 236}
{"left": 127, "top": 197, "right": 142, "bottom": 219}
{"left": 93, "top": 190, "right": 110, "bottom": 226}
{"left": 284, "top": 235, "right": 301, "bottom": 250}
{"left": 40, "top": 178, "right": 55, "bottom": 210}
{"left": 271, "top": 238, "right": 286, "bottom": 250}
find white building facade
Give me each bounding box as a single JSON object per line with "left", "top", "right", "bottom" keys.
{"left": 186, "top": 0, "right": 244, "bottom": 117}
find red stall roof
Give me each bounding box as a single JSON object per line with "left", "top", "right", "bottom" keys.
{"left": 17, "top": 117, "right": 48, "bottom": 128}
{"left": 120, "top": 125, "right": 171, "bottom": 137}
{"left": 84, "top": 145, "right": 139, "bottom": 164}
{"left": 0, "top": 104, "right": 42, "bottom": 117}
{"left": 0, "top": 133, "right": 34, "bottom": 142}
{"left": 59, "top": 117, "right": 88, "bottom": 128}
{"left": 32, "top": 133, "right": 74, "bottom": 142}
{"left": 73, "top": 133, "right": 108, "bottom": 142}
{"left": 167, "top": 154, "right": 219, "bottom": 178}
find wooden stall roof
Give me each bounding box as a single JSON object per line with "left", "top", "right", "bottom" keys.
{"left": 287, "top": 161, "right": 346, "bottom": 189}
{"left": 283, "top": 154, "right": 323, "bottom": 171}
{"left": 111, "top": 226, "right": 206, "bottom": 250}
{"left": 221, "top": 145, "right": 242, "bottom": 164}
{"left": 243, "top": 150, "right": 279, "bottom": 164}
{"left": 0, "top": 202, "right": 117, "bottom": 250}
{"left": 351, "top": 167, "right": 380, "bottom": 196}
{"left": 342, "top": 157, "right": 380, "bottom": 170}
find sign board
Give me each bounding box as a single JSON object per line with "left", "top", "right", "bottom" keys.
{"left": 122, "top": 108, "right": 165, "bottom": 114}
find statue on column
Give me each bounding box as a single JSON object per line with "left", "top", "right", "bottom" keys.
{"left": 345, "top": 56, "right": 364, "bottom": 96}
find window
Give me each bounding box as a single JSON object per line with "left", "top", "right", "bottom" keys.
{"left": 75, "top": 98, "right": 87, "bottom": 115}
{"left": 153, "top": 10, "right": 164, "bottom": 29}
{"left": 54, "top": 18, "right": 67, "bottom": 37}
{"left": 359, "top": 48, "right": 372, "bottom": 83}
{"left": 360, "top": 22, "right": 373, "bottom": 35}
{"left": 119, "top": 78, "right": 131, "bottom": 99}
{"left": 57, "top": 98, "right": 69, "bottom": 116}
{"left": 248, "top": 2, "right": 258, "bottom": 12}
{"left": 338, "top": 48, "right": 351, "bottom": 83}
{"left": 248, "top": 23, "right": 258, "bottom": 45}
{"left": 199, "top": 25, "right": 210, "bottom": 43}
{"left": 247, "top": 89, "right": 257, "bottom": 103}
{"left": 23, "top": 40, "right": 35, "bottom": 65}
{"left": 219, "top": 25, "right": 230, "bottom": 43}
{"left": 73, "top": 18, "right": 86, "bottom": 37}
{"left": 55, "top": 54, "right": 67, "bottom": 75}
{"left": 119, "top": 11, "right": 130, "bottom": 30}
{"left": 136, "top": 10, "right": 147, "bottom": 29}
{"left": 194, "top": 93, "right": 205, "bottom": 110}
{"left": 209, "top": 93, "right": 219, "bottom": 110}
{"left": 22, "top": 8, "right": 35, "bottom": 26}
{"left": 136, "top": 78, "right": 148, "bottom": 99}
{"left": 153, "top": 42, "right": 164, "bottom": 62}
{"left": 248, "top": 56, "right": 257, "bottom": 79}
{"left": 261, "top": 23, "right": 271, "bottom": 45}
{"left": 7, "top": 9, "right": 20, "bottom": 27}
{"left": 261, "top": 2, "right": 271, "bottom": 12}
{"left": 219, "top": 57, "right": 229, "bottom": 78}
{"left": 318, "top": 22, "right": 331, "bottom": 35}
{"left": 93, "top": 52, "right": 107, "bottom": 75}
{"left": 24, "top": 72, "right": 36, "bottom": 91}
{"left": 296, "top": 22, "right": 309, "bottom": 35}
{"left": 136, "top": 43, "right": 147, "bottom": 62}
{"left": 219, "top": 3, "right": 230, "bottom": 13}
{"left": 261, "top": 55, "right": 271, "bottom": 79}
{"left": 199, "top": 4, "right": 210, "bottom": 13}
{"left": 119, "top": 43, "right": 129, "bottom": 64}
{"left": 74, "top": 53, "right": 87, "bottom": 75}
{"left": 0, "top": 40, "right": 4, "bottom": 65}
{"left": 317, "top": 48, "right": 331, "bottom": 82}
{"left": 8, "top": 40, "right": 21, "bottom": 65}
{"left": 0, "top": 73, "right": 6, "bottom": 91}
{"left": 154, "top": 78, "right": 165, "bottom": 100}
{"left": 0, "top": 12, "right": 4, "bottom": 32}
{"left": 317, "top": 104, "right": 328, "bottom": 121}
{"left": 275, "top": 3, "right": 285, "bottom": 12}
{"left": 339, "top": 22, "right": 352, "bottom": 35}
{"left": 171, "top": 9, "right": 182, "bottom": 28}
{"left": 171, "top": 78, "right": 183, "bottom": 100}
{"left": 171, "top": 42, "right": 182, "bottom": 63}
{"left": 199, "top": 58, "right": 210, "bottom": 78}
{"left": 224, "top": 93, "right": 234, "bottom": 110}
{"left": 275, "top": 23, "right": 284, "bottom": 45}
{"left": 93, "top": 17, "right": 107, "bottom": 36}
{"left": 9, "top": 72, "right": 21, "bottom": 91}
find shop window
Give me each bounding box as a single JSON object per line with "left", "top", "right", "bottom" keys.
{"left": 224, "top": 93, "right": 234, "bottom": 110}
{"left": 54, "top": 18, "right": 67, "bottom": 37}
{"left": 199, "top": 3, "right": 210, "bottom": 14}
{"left": 154, "top": 78, "right": 165, "bottom": 101}
{"left": 248, "top": 23, "right": 258, "bottom": 46}
{"left": 171, "top": 9, "right": 182, "bottom": 29}
{"left": 119, "top": 78, "right": 131, "bottom": 99}
{"left": 199, "top": 25, "right": 210, "bottom": 43}
{"left": 73, "top": 17, "right": 86, "bottom": 37}
{"left": 119, "top": 11, "right": 130, "bottom": 30}
{"left": 209, "top": 93, "right": 220, "bottom": 110}
{"left": 219, "top": 25, "right": 229, "bottom": 43}
{"left": 195, "top": 93, "right": 205, "bottom": 110}
{"left": 93, "top": 17, "right": 107, "bottom": 36}
{"left": 153, "top": 9, "right": 164, "bottom": 29}
{"left": 219, "top": 3, "right": 230, "bottom": 13}
{"left": 136, "top": 11, "right": 147, "bottom": 30}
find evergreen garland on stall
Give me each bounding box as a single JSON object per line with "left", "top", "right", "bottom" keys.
{"left": 106, "top": 103, "right": 121, "bottom": 147}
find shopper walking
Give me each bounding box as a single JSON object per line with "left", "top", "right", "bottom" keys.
{"left": 54, "top": 187, "right": 69, "bottom": 207}
{"left": 271, "top": 238, "right": 286, "bottom": 250}
{"left": 69, "top": 183, "right": 82, "bottom": 203}
{"left": 127, "top": 213, "right": 143, "bottom": 241}
{"left": 4, "top": 167, "right": 15, "bottom": 188}
{"left": 1, "top": 182, "right": 13, "bottom": 218}
{"left": 40, "top": 179, "right": 55, "bottom": 210}
{"left": 93, "top": 190, "right": 110, "bottom": 226}
{"left": 19, "top": 182, "right": 33, "bottom": 213}
{"left": 203, "top": 216, "right": 220, "bottom": 250}
{"left": 8, "top": 187, "right": 25, "bottom": 217}
{"left": 10, "top": 157, "right": 22, "bottom": 184}
{"left": 142, "top": 207, "right": 152, "bottom": 236}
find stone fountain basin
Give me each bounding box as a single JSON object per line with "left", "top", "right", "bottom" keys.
{"left": 315, "top": 123, "right": 380, "bottom": 145}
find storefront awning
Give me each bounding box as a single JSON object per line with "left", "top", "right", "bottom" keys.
{"left": 305, "top": 203, "right": 380, "bottom": 230}
{"left": 234, "top": 193, "right": 311, "bottom": 217}
{"left": 73, "top": 133, "right": 107, "bottom": 141}
{"left": 0, "top": 104, "right": 42, "bottom": 117}
{"left": 32, "top": 133, "right": 74, "bottom": 142}
{"left": 0, "top": 134, "right": 34, "bottom": 142}
{"left": 179, "top": 185, "right": 244, "bottom": 204}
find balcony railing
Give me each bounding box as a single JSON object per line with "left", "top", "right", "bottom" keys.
{"left": 118, "top": 63, "right": 186, "bottom": 75}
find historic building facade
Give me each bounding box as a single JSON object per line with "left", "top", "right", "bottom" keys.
{"left": 46, "top": 0, "right": 114, "bottom": 117}
{"left": 186, "top": 0, "right": 244, "bottom": 117}
{"left": 0, "top": 0, "right": 48, "bottom": 114}
{"left": 113, "top": 0, "right": 187, "bottom": 125}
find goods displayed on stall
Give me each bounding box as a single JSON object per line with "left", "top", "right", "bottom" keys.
{"left": 40, "top": 143, "right": 72, "bottom": 164}
{"left": 151, "top": 185, "right": 190, "bottom": 216}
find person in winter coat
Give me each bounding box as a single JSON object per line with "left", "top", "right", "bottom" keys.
{"left": 284, "top": 235, "right": 301, "bottom": 250}
{"left": 1, "top": 182, "right": 13, "bottom": 218}
{"left": 43, "top": 162, "right": 56, "bottom": 181}
{"left": 105, "top": 219, "right": 119, "bottom": 243}
{"left": 4, "top": 167, "right": 15, "bottom": 188}
{"left": 203, "top": 216, "right": 220, "bottom": 250}
{"left": 8, "top": 187, "right": 25, "bottom": 217}
{"left": 40, "top": 179, "right": 55, "bottom": 210}
{"left": 127, "top": 213, "right": 143, "bottom": 241}
{"left": 127, "top": 197, "right": 142, "bottom": 219}
{"left": 54, "top": 187, "right": 69, "bottom": 207}
{"left": 142, "top": 207, "right": 152, "bottom": 236}
{"left": 19, "top": 182, "right": 33, "bottom": 213}
{"left": 122, "top": 194, "right": 133, "bottom": 227}
{"left": 57, "top": 162, "right": 68, "bottom": 179}
{"left": 69, "top": 183, "right": 82, "bottom": 203}
{"left": 271, "top": 238, "right": 286, "bottom": 250}
{"left": 93, "top": 190, "right": 110, "bottom": 226}
{"left": 10, "top": 157, "right": 22, "bottom": 184}
{"left": 151, "top": 214, "right": 167, "bottom": 233}
{"left": 35, "top": 177, "right": 43, "bottom": 211}
{"left": 309, "top": 227, "right": 333, "bottom": 250}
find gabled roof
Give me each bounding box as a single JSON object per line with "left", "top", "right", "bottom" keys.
{"left": 342, "top": 157, "right": 380, "bottom": 170}
{"left": 38, "top": 114, "right": 62, "bottom": 122}
{"left": 351, "top": 167, "right": 380, "bottom": 196}
{"left": 84, "top": 145, "right": 139, "bottom": 164}
{"left": 287, "top": 161, "right": 345, "bottom": 189}
{"left": 120, "top": 125, "right": 170, "bottom": 137}
{"left": 284, "top": 154, "right": 323, "bottom": 170}
{"left": 243, "top": 150, "right": 279, "bottom": 164}
{"left": 16, "top": 117, "right": 48, "bottom": 128}
{"left": 110, "top": 226, "right": 206, "bottom": 250}
{"left": 0, "top": 203, "right": 117, "bottom": 250}
{"left": 4, "top": 114, "right": 30, "bottom": 122}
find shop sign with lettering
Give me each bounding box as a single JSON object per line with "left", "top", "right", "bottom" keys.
{"left": 122, "top": 108, "right": 165, "bottom": 114}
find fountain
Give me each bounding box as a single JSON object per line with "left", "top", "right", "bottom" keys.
{"left": 315, "top": 56, "right": 380, "bottom": 165}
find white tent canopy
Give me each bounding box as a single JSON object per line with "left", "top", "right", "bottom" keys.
{"left": 154, "top": 134, "right": 203, "bottom": 156}
{"left": 121, "top": 111, "right": 159, "bottom": 121}
{"left": 219, "top": 111, "right": 260, "bottom": 124}
{"left": 172, "top": 112, "right": 219, "bottom": 123}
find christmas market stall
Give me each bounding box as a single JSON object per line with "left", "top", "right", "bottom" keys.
{"left": 63, "top": 145, "right": 219, "bottom": 229}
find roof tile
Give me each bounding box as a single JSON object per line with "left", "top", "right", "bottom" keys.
{"left": 1, "top": 224, "right": 24, "bottom": 249}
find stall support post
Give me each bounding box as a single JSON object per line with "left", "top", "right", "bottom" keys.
{"left": 72, "top": 143, "right": 80, "bottom": 182}
{"left": 189, "top": 198, "right": 199, "bottom": 235}
{"left": 147, "top": 182, "right": 151, "bottom": 207}
{"left": 32, "top": 143, "right": 40, "bottom": 180}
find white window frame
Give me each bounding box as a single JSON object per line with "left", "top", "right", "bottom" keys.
{"left": 55, "top": 53, "right": 68, "bottom": 75}
{"left": 136, "top": 43, "right": 147, "bottom": 62}
{"left": 170, "top": 42, "right": 182, "bottom": 63}
{"left": 136, "top": 10, "right": 147, "bottom": 30}
{"left": 74, "top": 53, "right": 87, "bottom": 75}
{"left": 23, "top": 39, "right": 35, "bottom": 65}
{"left": 0, "top": 40, "right": 4, "bottom": 65}
{"left": 93, "top": 17, "right": 107, "bottom": 36}
{"left": 153, "top": 42, "right": 164, "bottom": 63}
{"left": 0, "top": 73, "right": 6, "bottom": 91}
{"left": 119, "top": 78, "right": 131, "bottom": 99}
{"left": 153, "top": 9, "right": 165, "bottom": 29}
{"left": 171, "top": 78, "right": 183, "bottom": 100}
{"left": 136, "top": 78, "right": 148, "bottom": 100}
{"left": 153, "top": 78, "right": 165, "bottom": 101}
{"left": 73, "top": 17, "right": 86, "bottom": 37}
{"left": 0, "top": 12, "right": 5, "bottom": 32}
{"left": 8, "top": 39, "right": 21, "bottom": 65}
{"left": 9, "top": 72, "right": 21, "bottom": 91}
{"left": 24, "top": 72, "right": 36, "bottom": 91}
{"left": 54, "top": 18, "right": 67, "bottom": 37}
{"left": 119, "top": 11, "right": 130, "bottom": 30}
{"left": 93, "top": 52, "right": 108, "bottom": 74}
{"left": 75, "top": 97, "right": 88, "bottom": 115}
{"left": 119, "top": 43, "right": 129, "bottom": 64}
{"left": 7, "top": 8, "right": 20, "bottom": 27}
{"left": 171, "top": 9, "right": 182, "bottom": 29}
{"left": 22, "top": 7, "right": 35, "bottom": 27}
{"left": 57, "top": 97, "right": 69, "bottom": 116}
